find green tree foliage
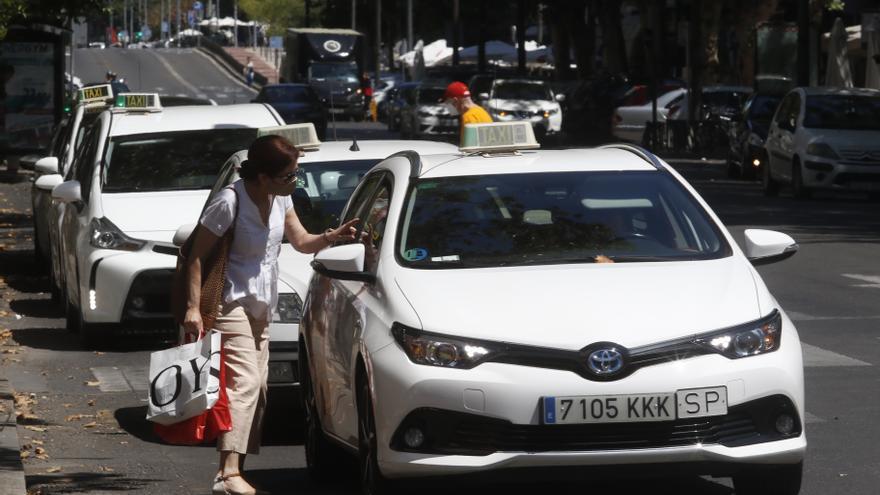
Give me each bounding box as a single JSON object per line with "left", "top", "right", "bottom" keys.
{"left": 0, "top": 0, "right": 106, "bottom": 39}
{"left": 238, "top": 0, "right": 308, "bottom": 35}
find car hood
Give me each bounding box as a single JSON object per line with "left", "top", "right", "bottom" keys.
{"left": 805, "top": 128, "right": 880, "bottom": 148}
{"left": 394, "top": 257, "right": 761, "bottom": 350}
{"left": 490, "top": 98, "right": 559, "bottom": 112}
{"left": 101, "top": 190, "right": 211, "bottom": 242}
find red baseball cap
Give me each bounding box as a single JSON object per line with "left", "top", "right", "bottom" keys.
{"left": 444, "top": 81, "right": 471, "bottom": 99}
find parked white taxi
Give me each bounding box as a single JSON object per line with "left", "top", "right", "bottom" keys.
{"left": 191, "top": 124, "right": 458, "bottom": 390}
{"left": 50, "top": 94, "right": 283, "bottom": 344}
{"left": 763, "top": 87, "right": 880, "bottom": 198}
{"left": 300, "top": 122, "right": 805, "bottom": 495}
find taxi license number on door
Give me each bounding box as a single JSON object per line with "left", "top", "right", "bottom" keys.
{"left": 542, "top": 386, "right": 727, "bottom": 424}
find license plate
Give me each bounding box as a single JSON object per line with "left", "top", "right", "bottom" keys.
{"left": 543, "top": 386, "right": 727, "bottom": 424}
{"left": 329, "top": 108, "right": 345, "bottom": 114}
{"left": 267, "top": 361, "right": 295, "bottom": 383}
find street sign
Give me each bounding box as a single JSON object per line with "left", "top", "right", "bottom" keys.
{"left": 193, "top": 1, "right": 203, "bottom": 10}
{"left": 142, "top": 26, "right": 152, "bottom": 41}
{"left": 161, "top": 21, "right": 169, "bottom": 34}
{"left": 269, "top": 36, "right": 283, "bottom": 49}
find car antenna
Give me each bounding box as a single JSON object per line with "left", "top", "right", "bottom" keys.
{"left": 349, "top": 137, "right": 360, "bottom": 152}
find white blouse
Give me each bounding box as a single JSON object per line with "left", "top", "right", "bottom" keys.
{"left": 199, "top": 179, "right": 292, "bottom": 322}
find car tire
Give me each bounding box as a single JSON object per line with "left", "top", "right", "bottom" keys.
{"left": 733, "top": 461, "right": 803, "bottom": 495}
{"left": 741, "top": 148, "right": 757, "bottom": 181}
{"left": 300, "top": 342, "right": 347, "bottom": 481}
{"left": 66, "top": 290, "right": 101, "bottom": 347}
{"left": 762, "top": 157, "right": 780, "bottom": 197}
{"left": 726, "top": 152, "right": 741, "bottom": 179}
{"left": 791, "top": 158, "right": 811, "bottom": 200}
{"left": 357, "top": 370, "right": 394, "bottom": 495}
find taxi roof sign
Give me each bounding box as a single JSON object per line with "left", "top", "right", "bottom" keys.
{"left": 77, "top": 84, "right": 114, "bottom": 104}
{"left": 113, "top": 93, "right": 162, "bottom": 112}
{"left": 459, "top": 122, "right": 539, "bottom": 153}
{"left": 257, "top": 123, "right": 322, "bottom": 151}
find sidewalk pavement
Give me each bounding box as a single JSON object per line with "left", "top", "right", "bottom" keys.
{"left": 0, "top": 378, "right": 26, "bottom": 495}
{"left": 223, "top": 47, "right": 278, "bottom": 85}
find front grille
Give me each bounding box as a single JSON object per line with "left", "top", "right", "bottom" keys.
{"left": 834, "top": 172, "right": 880, "bottom": 186}
{"left": 838, "top": 149, "right": 880, "bottom": 163}
{"left": 391, "top": 395, "right": 800, "bottom": 456}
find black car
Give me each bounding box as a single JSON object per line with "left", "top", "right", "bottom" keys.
{"left": 726, "top": 93, "right": 784, "bottom": 179}
{"left": 252, "top": 83, "right": 327, "bottom": 139}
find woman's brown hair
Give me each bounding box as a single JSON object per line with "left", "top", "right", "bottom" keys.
{"left": 240, "top": 134, "right": 299, "bottom": 180}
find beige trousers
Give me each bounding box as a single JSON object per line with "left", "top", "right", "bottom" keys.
{"left": 214, "top": 303, "right": 269, "bottom": 454}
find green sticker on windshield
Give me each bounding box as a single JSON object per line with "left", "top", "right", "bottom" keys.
{"left": 417, "top": 182, "right": 438, "bottom": 190}
{"left": 403, "top": 248, "right": 428, "bottom": 261}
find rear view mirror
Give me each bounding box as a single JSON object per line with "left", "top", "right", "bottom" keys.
{"left": 35, "top": 174, "right": 64, "bottom": 192}
{"left": 51, "top": 180, "right": 82, "bottom": 204}
{"left": 555, "top": 93, "right": 566, "bottom": 103}
{"left": 743, "top": 229, "right": 798, "bottom": 265}
{"left": 311, "top": 243, "right": 375, "bottom": 283}
{"left": 35, "top": 156, "right": 59, "bottom": 175}
{"left": 173, "top": 223, "right": 196, "bottom": 247}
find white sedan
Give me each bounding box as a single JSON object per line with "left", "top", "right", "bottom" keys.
{"left": 612, "top": 88, "right": 685, "bottom": 143}
{"left": 482, "top": 78, "right": 563, "bottom": 140}
{"left": 50, "top": 94, "right": 284, "bottom": 345}
{"left": 763, "top": 87, "right": 880, "bottom": 198}
{"left": 194, "top": 126, "right": 458, "bottom": 390}
{"left": 300, "top": 122, "right": 805, "bottom": 495}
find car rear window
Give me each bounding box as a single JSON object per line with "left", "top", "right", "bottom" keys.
{"left": 803, "top": 94, "right": 880, "bottom": 130}
{"left": 397, "top": 171, "right": 730, "bottom": 268}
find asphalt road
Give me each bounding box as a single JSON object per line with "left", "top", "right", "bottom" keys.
{"left": 0, "top": 47, "right": 877, "bottom": 493}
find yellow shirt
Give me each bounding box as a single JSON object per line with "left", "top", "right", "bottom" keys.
{"left": 460, "top": 105, "right": 493, "bottom": 137}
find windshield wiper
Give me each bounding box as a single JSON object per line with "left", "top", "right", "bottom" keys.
{"left": 607, "top": 255, "right": 681, "bottom": 262}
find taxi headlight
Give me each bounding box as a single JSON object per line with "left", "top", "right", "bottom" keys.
{"left": 694, "top": 310, "right": 782, "bottom": 359}
{"left": 89, "top": 217, "right": 146, "bottom": 251}
{"left": 391, "top": 323, "right": 501, "bottom": 369}
{"left": 274, "top": 293, "right": 302, "bottom": 323}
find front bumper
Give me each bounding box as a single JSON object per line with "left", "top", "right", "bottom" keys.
{"left": 801, "top": 157, "right": 880, "bottom": 191}
{"left": 494, "top": 113, "right": 562, "bottom": 134}
{"left": 369, "top": 328, "right": 805, "bottom": 478}
{"left": 417, "top": 115, "right": 458, "bottom": 136}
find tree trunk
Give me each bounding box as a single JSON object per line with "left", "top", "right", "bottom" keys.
{"left": 571, "top": 0, "right": 595, "bottom": 80}
{"left": 599, "top": 0, "right": 628, "bottom": 75}
{"left": 701, "top": 0, "right": 723, "bottom": 84}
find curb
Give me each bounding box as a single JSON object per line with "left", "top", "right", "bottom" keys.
{"left": 0, "top": 378, "right": 26, "bottom": 495}
{"left": 195, "top": 46, "right": 265, "bottom": 92}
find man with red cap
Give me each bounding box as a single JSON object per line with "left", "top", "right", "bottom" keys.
{"left": 444, "top": 81, "right": 492, "bottom": 138}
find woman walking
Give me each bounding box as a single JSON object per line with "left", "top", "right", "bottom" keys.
{"left": 183, "top": 135, "right": 357, "bottom": 495}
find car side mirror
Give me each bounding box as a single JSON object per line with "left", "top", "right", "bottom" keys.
{"left": 35, "top": 173, "right": 64, "bottom": 192}
{"left": 52, "top": 180, "right": 82, "bottom": 204}
{"left": 173, "top": 223, "right": 196, "bottom": 247}
{"left": 310, "top": 243, "right": 375, "bottom": 283}
{"left": 35, "top": 156, "right": 59, "bottom": 175}
{"left": 555, "top": 93, "right": 566, "bottom": 103}
{"left": 743, "top": 229, "right": 798, "bottom": 265}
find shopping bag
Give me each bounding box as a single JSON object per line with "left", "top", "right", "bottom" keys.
{"left": 153, "top": 345, "right": 232, "bottom": 445}
{"left": 146, "top": 331, "right": 221, "bottom": 425}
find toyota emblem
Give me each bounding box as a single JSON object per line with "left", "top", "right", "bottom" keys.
{"left": 587, "top": 348, "right": 624, "bottom": 375}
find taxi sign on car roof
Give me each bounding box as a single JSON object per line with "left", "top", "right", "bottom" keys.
{"left": 77, "top": 84, "right": 114, "bottom": 104}
{"left": 113, "top": 93, "right": 162, "bottom": 112}
{"left": 257, "top": 123, "right": 322, "bottom": 151}
{"left": 459, "top": 122, "right": 539, "bottom": 154}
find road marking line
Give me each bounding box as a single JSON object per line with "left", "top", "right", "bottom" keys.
{"left": 147, "top": 50, "right": 207, "bottom": 98}
{"left": 804, "top": 412, "right": 825, "bottom": 424}
{"left": 841, "top": 273, "right": 880, "bottom": 288}
{"left": 90, "top": 367, "right": 133, "bottom": 392}
{"left": 802, "top": 343, "right": 871, "bottom": 367}
{"left": 787, "top": 311, "right": 880, "bottom": 321}
{"left": 189, "top": 49, "right": 257, "bottom": 93}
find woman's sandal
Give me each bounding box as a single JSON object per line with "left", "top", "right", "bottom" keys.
{"left": 212, "top": 472, "right": 269, "bottom": 495}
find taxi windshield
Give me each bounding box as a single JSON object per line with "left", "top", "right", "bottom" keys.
{"left": 293, "top": 159, "right": 380, "bottom": 233}
{"left": 397, "top": 171, "right": 730, "bottom": 268}
{"left": 103, "top": 129, "right": 257, "bottom": 192}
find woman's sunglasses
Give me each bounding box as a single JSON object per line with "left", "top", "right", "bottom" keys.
{"left": 275, "top": 169, "right": 301, "bottom": 185}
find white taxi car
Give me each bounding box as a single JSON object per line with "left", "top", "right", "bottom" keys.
{"left": 194, "top": 124, "right": 457, "bottom": 390}
{"left": 32, "top": 84, "right": 115, "bottom": 270}
{"left": 483, "top": 78, "right": 563, "bottom": 140}
{"left": 51, "top": 94, "right": 283, "bottom": 344}
{"left": 300, "top": 122, "right": 805, "bottom": 495}
{"left": 763, "top": 87, "right": 880, "bottom": 199}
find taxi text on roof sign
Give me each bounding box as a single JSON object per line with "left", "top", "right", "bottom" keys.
{"left": 257, "top": 123, "right": 322, "bottom": 151}
{"left": 114, "top": 93, "right": 162, "bottom": 111}
{"left": 459, "top": 122, "right": 540, "bottom": 154}
{"left": 78, "top": 84, "right": 113, "bottom": 104}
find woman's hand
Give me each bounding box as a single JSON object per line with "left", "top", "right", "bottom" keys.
{"left": 325, "top": 218, "right": 360, "bottom": 243}
{"left": 183, "top": 307, "right": 204, "bottom": 340}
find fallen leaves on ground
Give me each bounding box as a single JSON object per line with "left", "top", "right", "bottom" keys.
{"left": 82, "top": 421, "right": 98, "bottom": 428}
{"left": 46, "top": 467, "right": 61, "bottom": 473}
{"left": 84, "top": 380, "right": 100, "bottom": 387}
{"left": 24, "top": 426, "right": 47, "bottom": 432}
{"left": 87, "top": 399, "right": 95, "bottom": 406}
{"left": 98, "top": 465, "right": 114, "bottom": 472}
{"left": 65, "top": 413, "right": 94, "bottom": 422}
